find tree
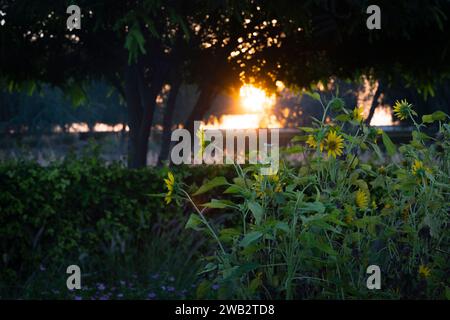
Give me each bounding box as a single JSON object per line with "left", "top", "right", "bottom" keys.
{"left": 2, "top": 0, "right": 449, "bottom": 168}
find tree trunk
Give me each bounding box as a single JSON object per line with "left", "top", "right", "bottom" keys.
{"left": 124, "top": 63, "right": 143, "bottom": 168}
{"left": 158, "top": 78, "right": 181, "bottom": 165}
{"left": 124, "top": 56, "right": 167, "bottom": 168}
{"left": 184, "top": 84, "right": 218, "bottom": 134}
{"left": 366, "top": 80, "right": 384, "bottom": 125}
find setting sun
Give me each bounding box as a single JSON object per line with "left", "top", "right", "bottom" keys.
{"left": 239, "top": 84, "right": 275, "bottom": 112}
{"left": 201, "top": 84, "right": 281, "bottom": 129}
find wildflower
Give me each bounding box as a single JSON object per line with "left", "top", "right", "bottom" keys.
{"left": 418, "top": 265, "right": 431, "bottom": 278}
{"left": 97, "top": 283, "right": 106, "bottom": 291}
{"left": 306, "top": 135, "right": 324, "bottom": 151}
{"left": 355, "top": 189, "right": 369, "bottom": 209}
{"left": 411, "top": 160, "right": 431, "bottom": 177}
{"left": 211, "top": 284, "right": 220, "bottom": 290}
{"left": 164, "top": 171, "right": 175, "bottom": 204}
{"left": 353, "top": 106, "right": 365, "bottom": 122}
{"left": 74, "top": 296, "right": 82, "bottom": 300}
{"left": 325, "top": 131, "right": 344, "bottom": 158}
{"left": 148, "top": 292, "right": 156, "bottom": 299}
{"left": 393, "top": 99, "right": 413, "bottom": 120}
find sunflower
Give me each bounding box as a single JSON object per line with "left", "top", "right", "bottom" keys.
{"left": 393, "top": 99, "right": 413, "bottom": 120}
{"left": 164, "top": 171, "right": 175, "bottom": 204}
{"left": 353, "top": 106, "right": 365, "bottom": 122}
{"left": 306, "top": 135, "right": 324, "bottom": 151}
{"left": 411, "top": 159, "right": 431, "bottom": 177}
{"left": 355, "top": 189, "right": 369, "bottom": 209}
{"left": 325, "top": 131, "right": 344, "bottom": 158}
{"left": 418, "top": 265, "right": 431, "bottom": 278}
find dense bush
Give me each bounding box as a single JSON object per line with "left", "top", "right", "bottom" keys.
{"left": 0, "top": 149, "right": 237, "bottom": 298}
{"left": 0, "top": 154, "right": 161, "bottom": 285}
{"left": 174, "top": 99, "right": 450, "bottom": 299}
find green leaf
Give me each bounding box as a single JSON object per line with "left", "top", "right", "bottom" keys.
{"left": 315, "top": 239, "right": 337, "bottom": 256}
{"left": 381, "top": 132, "right": 396, "bottom": 156}
{"left": 185, "top": 214, "right": 203, "bottom": 231}
{"left": 291, "top": 135, "right": 308, "bottom": 142}
{"left": 197, "top": 263, "right": 217, "bottom": 275}
{"left": 305, "top": 91, "right": 321, "bottom": 101}
{"left": 193, "top": 176, "right": 229, "bottom": 196}
{"left": 224, "top": 184, "right": 244, "bottom": 194}
{"left": 298, "top": 127, "right": 315, "bottom": 133}
{"left": 300, "top": 201, "right": 325, "bottom": 214}
{"left": 422, "top": 114, "right": 434, "bottom": 123}
{"left": 201, "top": 199, "right": 234, "bottom": 209}
{"left": 219, "top": 228, "right": 241, "bottom": 242}
{"left": 124, "top": 22, "right": 147, "bottom": 64}
{"left": 422, "top": 111, "right": 447, "bottom": 123}
{"left": 335, "top": 114, "right": 351, "bottom": 122}
{"left": 247, "top": 201, "right": 264, "bottom": 225}
{"left": 240, "top": 231, "right": 263, "bottom": 247}
{"left": 432, "top": 110, "right": 447, "bottom": 121}
{"left": 275, "top": 221, "right": 290, "bottom": 233}
{"left": 196, "top": 280, "right": 211, "bottom": 299}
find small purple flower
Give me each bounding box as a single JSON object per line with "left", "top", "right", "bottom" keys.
{"left": 39, "top": 264, "right": 46, "bottom": 271}
{"left": 211, "top": 284, "right": 220, "bottom": 290}
{"left": 151, "top": 273, "right": 160, "bottom": 280}
{"left": 117, "top": 293, "right": 124, "bottom": 298}
{"left": 99, "top": 295, "right": 109, "bottom": 300}
{"left": 74, "top": 296, "right": 82, "bottom": 300}
{"left": 97, "top": 283, "right": 106, "bottom": 291}
{"left": 120, "top": 280, "right": 126, "bottom": 286}
{"left": 148, "top": 292, "right": 156, "bottom": 299}
{"left": 167, "top": 286, "right": 175, "bottom": 292}
{"left": 161, "top": 285, "right": 166, "bottom": 291}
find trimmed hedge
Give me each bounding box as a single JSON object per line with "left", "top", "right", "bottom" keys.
{"left": 0, "top": 155, "right": 171, "bottom": 284}
{"left": 0, "top": 154, "right": 237, "bottom": 287}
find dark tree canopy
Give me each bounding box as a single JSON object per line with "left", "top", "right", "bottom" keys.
{"left": 1, "top": 0, "right": 450, "bottom": 166}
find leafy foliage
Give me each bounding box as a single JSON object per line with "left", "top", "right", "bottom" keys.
{"left": 179, "top": 98, "right": 450, "bottom": 299}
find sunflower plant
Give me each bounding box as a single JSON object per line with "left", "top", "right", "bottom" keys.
{"left": 177, "top": 95, "right": 449, "bottom": 299}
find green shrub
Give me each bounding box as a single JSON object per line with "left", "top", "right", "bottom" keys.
{"left": 0, "top": 153, "right": 177, "bottom": 286}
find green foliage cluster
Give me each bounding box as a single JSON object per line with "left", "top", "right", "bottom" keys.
{"left": 177, "top": 98, "right": 450, "bottom": 299}
{"left": 0, "top": 153, "right": 168, "bottom": 286}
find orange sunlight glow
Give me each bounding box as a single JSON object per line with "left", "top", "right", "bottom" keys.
{"left": 370, "top": 106, "right": 397, "bottom": 126}
{"left": 202, "top": 84, "right": 281, "bottom": 129}
{"left": 240, "top": 84, "right": 276, "bottom": 112}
